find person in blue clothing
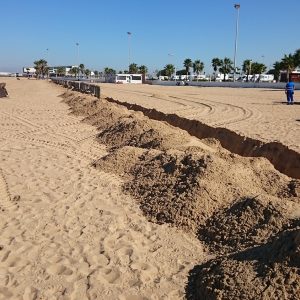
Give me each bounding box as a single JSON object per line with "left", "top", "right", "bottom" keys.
{"left": 285, "top": 78, "right": 295, "bottom": 105}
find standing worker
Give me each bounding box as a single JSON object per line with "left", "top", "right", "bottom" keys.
{"left": 285, "top": 78, "right": 295, "bottom": 105}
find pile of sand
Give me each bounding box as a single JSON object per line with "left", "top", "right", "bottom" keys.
{"left": 188, "top": 222, "right": 300, "bottom": 300}
{"left": 61, "top": 90, "right": 300, "bottom": 299}
{"left": 0, "top": 83, "right": 8, "bottom": 98}
{"left": 198, "top": 196, "right": 289, "bottom": 254}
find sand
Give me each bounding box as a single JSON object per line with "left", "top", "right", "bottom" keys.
{"left": 1, "top": 78, "right": 300, "bottom": 299}
{"left": 0, "top": 78, "right": 204, "bottom": 299}
{"left": 98, "top": 83, "right": 300, "bottom": 153}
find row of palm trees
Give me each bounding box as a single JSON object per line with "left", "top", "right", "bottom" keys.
{"left": 159, "top": 49, "right": 300, "bottom": 82}
{"left": 33, "top": 48, "right": 299, "bottom": 81}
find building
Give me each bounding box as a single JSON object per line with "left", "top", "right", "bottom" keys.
{"left": 280, "top": 68, "right": 300, "bottom": 82}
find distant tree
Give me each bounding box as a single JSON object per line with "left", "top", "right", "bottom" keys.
{"left": 118, "top": 70, "right": 123, "bottom": 74}
{"left": 124, "top": 70, "right": 129, "bottom": 74}
{"left": 104, "top": 67, "right": 116, "bottom": 75}
{"left": 138, "top": 65, "right": 148, "bottom": 75}
{"left": 281, "top": 54, "right": 296, "bottom": 82}
{"left": 183, "top": 58, "right": 193, "bottom": 77}
{"left": 69, "top": 67, "right": 79, "bottom": 77}
{"left": 34, "top": 59, "right": 48, "bottom": 79}
{"left": 56, "top": 66, "right": 65, "bottom": 77}
{"left": 211, "top": 58, "right": 222, "bottom": 75}
{"left": 242, "top": 59, "right": 252, "bottom": 81}
{"left": 84, "top": 69, "right": 91, "bottom": 78}
{"left": 294, "top": 49, "right": 300, "bottom": 67}
{"left": 271, "top": 61, "right": 283, "bottom": 81}
{"left": 193, "top": 60, "right": 204, "bottom": 78}
{"left": 164, "top": 64, "right": 175, "bottom": 78}
{"left": 251, "top": 62, "right": 267, "bottom": 76}
{"left": 219, "top": 57, "right": 233, "bottom": 81}
{"left": 79, "top": 64, "right": 85, "bottom": 77}
{"left": 176, "top": 69, "right": 187, "bottom": 76}
{"left": 129, "top": 63, "right": 138, "bottom": 73}
{"left": 94, "top": 70, "right": 99, "bottom": 78}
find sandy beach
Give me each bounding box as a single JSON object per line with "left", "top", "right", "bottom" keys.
{"left": 1, "top": 78, "right": 300, "bottom": 299}
{"left": 98, "top": 83, "right": 300, "bottom": 153}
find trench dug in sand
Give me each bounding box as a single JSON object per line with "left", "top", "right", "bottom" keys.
{"left": 61, "top": 90, "right": 300, "bottom": 299}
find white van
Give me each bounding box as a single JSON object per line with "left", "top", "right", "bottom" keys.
{"left": 115, "top": 74, "right": 142, "bottom": 84}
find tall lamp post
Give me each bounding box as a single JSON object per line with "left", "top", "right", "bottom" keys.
{"left": 127, "top": 32, "right": 132, "bottom": 72}
{"left": 233, "top": 3, "right": 240, "bottom": 82}
{"left": 76, "top": 42, "right": 79, "bottom": 80}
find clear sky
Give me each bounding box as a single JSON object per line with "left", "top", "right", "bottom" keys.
{"left": 1, "top": 0, "right": 299, "bottom": 74}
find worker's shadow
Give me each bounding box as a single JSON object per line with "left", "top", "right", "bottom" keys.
{"left": 273, "top": 101, "right": 300, "bottom": 105}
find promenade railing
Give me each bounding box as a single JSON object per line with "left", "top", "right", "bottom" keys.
{"left": 51, "top": 79, "right": 100, "bottom": 99}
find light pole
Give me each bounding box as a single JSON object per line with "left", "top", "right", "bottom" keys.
{"left": 127, "top": 32, "right": 132, "bottom": 72}
{"left": 75, "top": 42, "right": 80, "bottom": 80}
{"left": 233, "top": 3, "right": 240, "bottom": 82}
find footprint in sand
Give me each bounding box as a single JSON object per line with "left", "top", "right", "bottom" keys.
{"left": 97, "top": 268, "right": 121, "bottom": 284}
{"left": 130, "top": 262, "right": 158, "bottom": 282}
{"left": 46, "top": 263, "right": 73, "bottom": 276}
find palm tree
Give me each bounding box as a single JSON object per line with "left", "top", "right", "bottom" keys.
{"left": 272, "top": 61, "right": 283, "bottom": 82}
{"left": 129, "top": 63, "right": 138, "bottom": 73}
{"left": 138, "top": 65, "right": 148, "bottom": 75}
{"left": 56, "top": 66, "right": 65, "bottom": 77}
{"left": 34, "top": 59, "right": 48, "bottom": 79}
{"left": 164, "top": 64, "right": 175, "bottom": 79}
{"left": 79, "top": 63, "right": 85, "bottom": 78}
{"left": 219, "top": 57, "right": 233, "bottom": 81}
{"left": 183, "top": 58, "right": 192, "bottom": 78}
{"left": 69, "top": 67, "right": 79, "bottom": 78}
{"left": 242, "top": 59, "right": 252, "bottom": 81}
{"left": 294, "top": 49, "right": 300, "bottom": 67}
{"left": 193, "top": 60, "right": 204, "bottom": 80}
{"left": 94, "top": 70, "right": 99, "bottom": 78}
{"left": 211, "top": 58, "right": 222, "bottom": 76}
{"left": 281, "top": 54, "right": 296, "bottom": 81}
{"left": 84, "top": 69, "right": 91, "bottom": 78}
{"left": 251, "top": 62, "right": 267, "bottom": 76}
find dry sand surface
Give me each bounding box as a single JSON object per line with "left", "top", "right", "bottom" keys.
{"left": 0, "top": 78, "right": 204, "bottom": 299}
{"left": 1, "top": 78, "right": 300, "bottom": 300}
{"left": 98, "top": 83, "right": 300, "bottom": 153}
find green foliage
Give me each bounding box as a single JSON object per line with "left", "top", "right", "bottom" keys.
{"left": 164, "top": 64, "right": 175, "bottom": 77}
{"left": 33, "top": 59, "right": 48, "bottom": 78}
{"left": 211, "top": 58, "right": 222, "bottom": 73}
{"left": 56, "top": 66, "right": 65, "bottom": 76}
{"left": 219, "top": 57, "right": 233, "bottom": 81}
{"left": 193, "top": 60, "right": 204, "bottom": 75}
{"left": 251, "top": 62, "right": 267, "bottom": 75}
{"left": 104, "top": 67, "right": 116, "bottom": 75}
{"left": 183, "top": 58, "right": 193, "bottom": 75}
{"left": 129, "top": 63, "right": 138, "bottom": 73}
{"left": 138, "top": 65, "right": 148, "bottom": 74}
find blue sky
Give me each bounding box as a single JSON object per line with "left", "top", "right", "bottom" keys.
{"left": 1, "top": 0, "right": 299, "bottom": 74}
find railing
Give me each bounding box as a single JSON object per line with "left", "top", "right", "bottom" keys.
{"left": 51, "top": 79, "right": 100, "bottom": 98}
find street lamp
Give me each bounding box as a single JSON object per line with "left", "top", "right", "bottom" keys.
{"left": 76, "top": 42, "right": 79, "bottom": 80}
{"left": 233, "top": 3, "right": 240, "bottom": 82}
{"left": 127, "top": 32, "right": 132, "bottom": 72}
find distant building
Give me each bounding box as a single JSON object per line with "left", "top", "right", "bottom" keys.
{"left": 23, "top": 65, "right": 77, "bottom": 76}
{"left": 280, "top": 68, "right": 300, "bottom": 82}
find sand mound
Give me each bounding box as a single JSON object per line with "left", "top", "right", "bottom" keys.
{"left": 0, "top": 83, "right": 8, "bottom": 98}
{"left": 198, "top": 196, "right": 289, "bottom": 254}
{"left": 98, "top": 115, "right": 190, "bottom": 151}
{"left": 60, "top": 90, "right": 300, "bottom": 299}
{"left": 188, "top": 224, "right": 300, "bottom": 300}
